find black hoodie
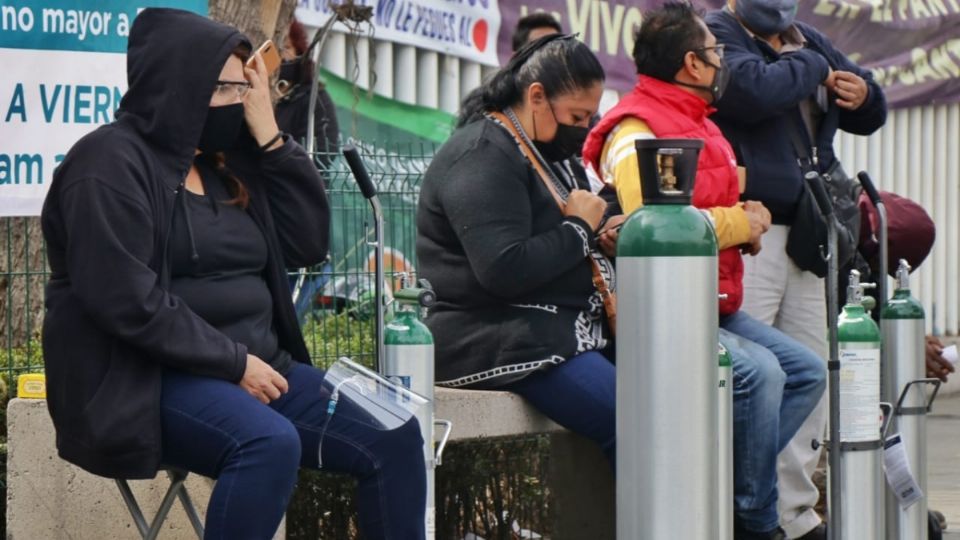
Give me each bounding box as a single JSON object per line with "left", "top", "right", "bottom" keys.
{"left": 40, "top": 8, "right": 330, "bottom": 479}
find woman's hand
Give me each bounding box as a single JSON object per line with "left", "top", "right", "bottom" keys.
{"left": 240, "top": 354, "right": 289, "bottom": 403}
{"left": 598, "top": 214, "right": 626, "bottom": 257}
{"left": 243, "top": 52, "right": 283, "bottom": 150}
{"left": 564, "top": 190, "right": 607, "bottom": 231}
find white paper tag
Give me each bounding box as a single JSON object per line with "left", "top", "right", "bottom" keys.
{"left": 839, "top": 347, "right": 881, "bottom": 442}
{"left": 942, "top": 344, "right": 958, "bottom": 366}
{"left": 883, "top": 434, "right": 924, "bottom": 509}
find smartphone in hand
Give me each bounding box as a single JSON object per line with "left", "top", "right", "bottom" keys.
{"left": 247, "top": 40, "right": 281, "bottom": 75}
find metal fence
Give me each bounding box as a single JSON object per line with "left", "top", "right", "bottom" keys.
{"left": 299, "top": 142, "right": 433, "bottom": 369}
{"left": 1, "top": 217, "right": 45, "bottom": 388}
{"left": 835, "top": 102, "right": 960, "bottom": 335}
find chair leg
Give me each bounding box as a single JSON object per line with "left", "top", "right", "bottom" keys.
{"left": 169, "top": 470, "right": 205, "bottom": 539}
{"left": 116, "top": 470, "right": 206, "bottom": 540}
{"left": 144, "top": 473, "right": 187, "bottom": 540}
{"left": 115, "top": 479, "right": 150, "bottom": 538}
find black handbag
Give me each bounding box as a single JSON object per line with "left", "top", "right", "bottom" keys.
{"left": 784, "top": 117, "right": 861, "bottom": 278}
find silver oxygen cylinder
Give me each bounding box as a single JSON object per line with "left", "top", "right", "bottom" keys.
{"left": 882, "top": 260, "right": 928, "bottom": 540}
{"left": 833, "top": 270, "right": 884, "bottom": 540}
{"left": 383, "top": 282, "right": 438, "bottom": 538}
{"left": 718, "top": 341, "right": 733, "bottom": 540}
{"left": 616, "top": 139, "right": 719, "bottom": 539}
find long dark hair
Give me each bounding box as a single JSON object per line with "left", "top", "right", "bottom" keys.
{"left": 456, "top": 34, "right": 605, "bottom": 128}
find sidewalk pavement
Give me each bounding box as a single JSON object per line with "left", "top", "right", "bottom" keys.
{"left": 928, "top": 392, "right": 960, "bottom": 539}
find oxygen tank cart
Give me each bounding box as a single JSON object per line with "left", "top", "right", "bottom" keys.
{"left": 718, "top": 341, "right": 733, "bottom": 540}
{"left": 802, "top": 171, "right": 845, "bottom": 540}
{"left": 835, "top": 269, "right": 884, "bottom": 540}
{"left": 383, "top": 278, "right": 453, "bottom": 539}
{"left": 616, "top": 138, "right": 719, "bottom": 539}
{"left": 881, "top": 260, "right": 942, "bottom": 540}
{"left": 342, "top": 145, "right": 386, "bottom": 372}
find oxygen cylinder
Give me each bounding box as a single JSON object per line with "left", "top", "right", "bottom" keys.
{"left": 882, "top": 260, "right": 928, "bottom": 540}
{"left": 718, "top": 342, "right": 733, "bottom": 540}
{"left": 383, "top": 281, "right": 437, "bottom": 538}
{"left": 616, "top": 139, "right": 719, "bottom": 539}
{"left": 833, "top": 269, "right": 884, "bottom": 540}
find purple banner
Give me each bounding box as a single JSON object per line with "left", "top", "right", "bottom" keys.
{"left": 497, "top": 0, "right": 960, "bottom": 108}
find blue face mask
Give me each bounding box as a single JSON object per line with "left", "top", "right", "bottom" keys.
{"left": 736, "top": 0, "right": 799, "bottom": 37}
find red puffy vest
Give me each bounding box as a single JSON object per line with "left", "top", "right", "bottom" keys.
{"left": 583, "top": 75, "right": 744, "bottom": 315}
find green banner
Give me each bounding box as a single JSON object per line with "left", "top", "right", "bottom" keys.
{"left": 321, "top": 68, "right": 455, "bottom": 143}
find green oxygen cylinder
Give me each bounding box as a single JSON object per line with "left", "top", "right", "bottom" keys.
{"left": 616, "top": 139, "right": 719, "bottom": 540}
{"left": 718, "top": 342, "right": 733, "bottom": 540}
{"left": 383, "top": 280, "right": 437, "bottom": 538}
{"left": 834, "top": 269, "right": 884, "bottom": 540}
{"left": 882, "top": 260, "right": 931, "bottom": 540}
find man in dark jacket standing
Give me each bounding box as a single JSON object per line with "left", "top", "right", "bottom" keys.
{"left": 706, "top": 2, "right": 887, "bottom": 538}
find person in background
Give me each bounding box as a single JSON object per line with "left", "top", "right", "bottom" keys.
{"left": 926, "top": 335, "right": 955, "bottom": 382}
{"left": 40, "top": 9, "right": 424, "bottom": 539}
{"left": 511, "top": 12, "right": 563, "bottom": 52}
{"left": 275, "top": 17, "right": 340, "bottom": 164}
{"left": 583, "top": 4, "right": 825, "bottom": 538}
{"left": 457, "top": 13, "right": 563, "bottom": 128}
{"left": 418, "top": 35, "right": 619, "bottom": 468}
{"left": 706, "top": 1, "right": 887, "bottom": 537}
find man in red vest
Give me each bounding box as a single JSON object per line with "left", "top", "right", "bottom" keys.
{"left": 583, "top": 3, "right": 825, "bottom": 539}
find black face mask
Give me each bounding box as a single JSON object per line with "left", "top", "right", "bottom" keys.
{"left": 197, "top": 103, "right": 244, "bottom": 153}
{"left": 675, "top": 55, "right": 731, "bottom": 105}
{"left": 534, "top": 104, "right": 590, "bottom": 162}
{"left": 278, "top": 59, "right": 302, "bottom": 84}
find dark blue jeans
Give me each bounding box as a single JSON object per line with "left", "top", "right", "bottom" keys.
{"left": 160, "top": 362, "right": 426, "bottom": 540}
{"left": 721, "top": 310, "right": 826, "bottom": 533}
{"left": 503, "top": 351, "right": 616, "bottom": 465}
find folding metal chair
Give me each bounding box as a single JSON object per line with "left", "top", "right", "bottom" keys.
{"left": 115, "top": 468, "right": 204, "bottom": 540}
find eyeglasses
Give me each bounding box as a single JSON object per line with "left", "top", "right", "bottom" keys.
{"left": 213, "top": 80, "right": 252, "bottom": 101}
{"left": 694, "top": 44, "right": 725, "bottom": 59}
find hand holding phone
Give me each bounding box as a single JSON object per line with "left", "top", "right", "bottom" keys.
{"left": 247, "top": 40, "right": 281, "bottom": 76}
{"left": 242, "top": 42, "right": 283, "bottom": 150}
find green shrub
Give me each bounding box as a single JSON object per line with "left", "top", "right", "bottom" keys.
{"left": 302, "top": 312, "right": 376, "bottom": 370}
{"left": 3, "top": 338, "right": 44, "bottom": 398}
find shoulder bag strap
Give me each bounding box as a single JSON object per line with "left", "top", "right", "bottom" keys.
{"left": 488, "top": 111, "right": 618, "bottom": 335}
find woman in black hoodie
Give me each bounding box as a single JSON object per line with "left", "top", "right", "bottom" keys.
{"left": 41, "top": 9, "right": 425, "bottom": 539}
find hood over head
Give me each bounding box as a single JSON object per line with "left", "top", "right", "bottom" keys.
{"left": 116, "top": 8, "right": 251, "bottom": 167}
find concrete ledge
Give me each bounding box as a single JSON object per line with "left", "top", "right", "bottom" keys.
{"left": 8, "top": 389, "right": 611, "bottom": 540}
{"left": 434, "top": 388, "right": 563, "bottom": 440}
{"left": 435, "top": 388, "right": 613, "bottom": 540}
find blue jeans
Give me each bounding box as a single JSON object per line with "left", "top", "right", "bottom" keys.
{"left": 720, "top": 310, "right": 826, "bottom": 533}
{"left": 160, "top": 362, "right": 426, "bottom": 540}
{"left": 503, "top": 351, "right": 616, "bottom": 465}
